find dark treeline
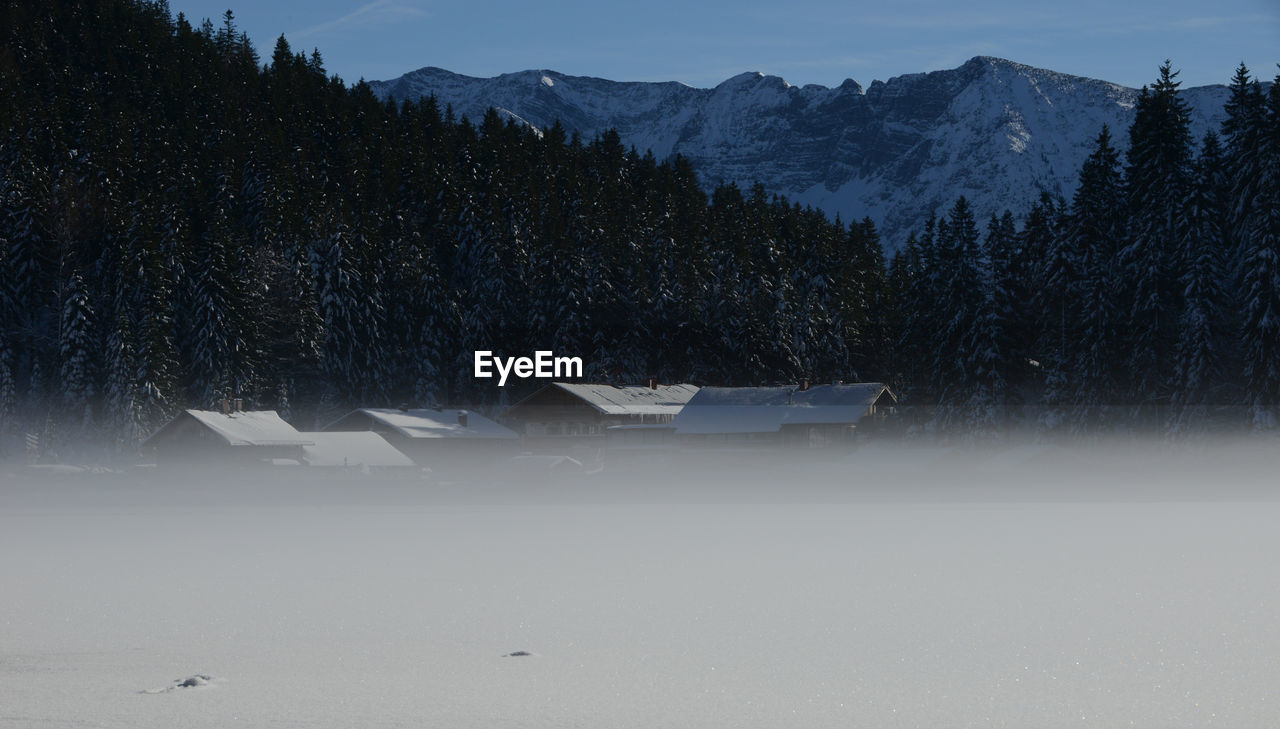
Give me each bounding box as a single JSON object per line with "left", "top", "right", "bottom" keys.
{"left": 0, "top": 0, "right": 883, "bottom": 456}
{"left": 896, "top": 62, "right": 1280, "bottom": 436}
{"left": 0, "top": 0, "right": 1278, "bottom": 460}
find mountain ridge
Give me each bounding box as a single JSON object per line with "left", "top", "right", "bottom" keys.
{"left": 369, "top": 56, "right": 1231, "bottom": 248}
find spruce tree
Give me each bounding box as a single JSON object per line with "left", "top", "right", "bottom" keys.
{"left": 931, "top": 197, "right": 983, "bottom": 431}
{"left": 1121, "top": 62, "right": 1194, "bottom": 418}
{"left": 1023, "top": 193, "right": 1066, "bottom": 413}
{"left": 1169, "top": 132, "right": 1231, "bottom": 432}
{"left": 59, "top": 272, "right": 97, "bottom": 431}
{"left": 0, "top": 333, "right": 16, "bottom": 446}
{"left": 1238, "top": 72, "right": 1280, "bottom": 429}
{"left": 965, "top": 211, "right": 1023, "bottom": 434}
{"left": 1066, "top": 125, "right": 1126, "bottom": 429}
{"left": 1220, "top": 63, "right": 1267, "bottom": 269}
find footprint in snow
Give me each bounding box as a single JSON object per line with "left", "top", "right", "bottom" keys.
{"left": 139, "top": 675, "right": 214, "bottom": 694}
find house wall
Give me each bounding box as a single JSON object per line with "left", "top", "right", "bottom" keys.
{"left": 678, "top": 424, "right": 860, "bottom": 450}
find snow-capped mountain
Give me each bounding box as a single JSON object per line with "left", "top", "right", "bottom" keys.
{"left": 369, "top": 56, "right": 1230, "bottom": 249}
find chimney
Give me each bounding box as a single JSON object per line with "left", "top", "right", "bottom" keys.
{"left": 219, "top": 399, "right": 230, "bottom": 414}
{"left": 457, "top": 410, "right": 469, "bottom": 428}
{"left": 648, "top": 377, "right": 657, "bottom": 390}
{"left": 800, "top": 379, "right": 809, "bottom": 391}
{"left": 232, "top": 398, "right": 243, "bottom": 412}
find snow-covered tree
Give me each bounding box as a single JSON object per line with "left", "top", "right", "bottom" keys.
{"left": 0, "top": 333, "right": 16, "bottom": 443}
{"left": 59, "top": 272, "right": 97, "bottom": 429}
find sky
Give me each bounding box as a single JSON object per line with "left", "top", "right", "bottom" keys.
{"left": 166, "top": 0, "right": 1280, "bottom": 90}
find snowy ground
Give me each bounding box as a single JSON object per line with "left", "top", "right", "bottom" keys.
{"left": 3, "top": 445, "right": 1279, "bottom": 728}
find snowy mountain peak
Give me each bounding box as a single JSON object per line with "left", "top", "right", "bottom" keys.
{"left": 369, "top": 59, "right": 1230, "bottom": 249}
{"left": 837, "top": 78, "right": 864, "bottom": 95}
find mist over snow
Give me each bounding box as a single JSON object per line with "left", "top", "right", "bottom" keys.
{"left": 4, "top": 440, "right": 1280, "bottom": 728}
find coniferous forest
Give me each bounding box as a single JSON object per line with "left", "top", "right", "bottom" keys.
{"left": 1, "top": 0, "right": 1279, "bottom": 459}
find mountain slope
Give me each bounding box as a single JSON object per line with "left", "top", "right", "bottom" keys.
{"left": 370, "top": 57, "right": 1230, "bottom": 248}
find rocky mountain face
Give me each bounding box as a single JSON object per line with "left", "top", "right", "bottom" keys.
{"left": 369, "top": 56, "right": 1230, "bottom": 249}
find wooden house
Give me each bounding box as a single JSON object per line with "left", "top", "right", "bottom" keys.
{"left": 502, "top": 383, "right": 699, "bottom": 448}
{"left": 142, "top": 409, "right": 313, "bottom": 466}
{"left": 671, "top": 383, "right": 896, "bottom": 449}
{"left": 322, "top": 408, "right": 519, "bottom": 469}
{"left": 296, "top": 431, "right": 418, "bottom": 470}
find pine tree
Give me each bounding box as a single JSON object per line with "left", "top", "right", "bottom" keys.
{"left": 103, "top": 311, "right": 143, "bottom": 454}
{"left": 1238, "top": 72, "right": 1280, "bottom": 429}
{"left": 188, "top": 262, "right": 234, "bottom": 408}
{"left": 964, "top": 211, "right": 1023, "bottom": 434}
{"left": 1220, "top": 63, "right": 1267, "bottom": 270}
{"left": 1169, "top": 132, "right": 1231, "bottom": 432}
{"left": 1121, "top": 62, "right": 1194, "bottom": 418}
{"left": 59, "top": 272, "right": 97, "bottom": 431}
{"left": 0, "top": 333, "right": 16, "bottom": 446}
{"left": 896, "top": 221, "right": 938, "bottom": 408}
{"left": 1023, "top": 193, "right": 1067, "bottom": 412}
{"left": 937, "top": 197, "right": 983, "bottom": 425}
{"left": 1065, "top": 125, "right": 1126, "bottom": 429}
{"left": 310, "top": 225, "right": 365, "bottom": 406}
{"left": 844, "top": 218, "right": 891, "bottom": 383}
{"left": 410, "top": 238, "right": 455, "bottom": 407}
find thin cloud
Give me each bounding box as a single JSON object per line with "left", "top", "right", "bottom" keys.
{"left": 1166, "top": 13, "right": 1279, "bottom": 28}
{"left": 1086, "top": 12, "right": 1280, "bottom": 34}
{"left": 290, "top": 0, "right": 429, "bottom": 40}
{"left": 855, "top": 11, "right": 1068, "bottom": 31}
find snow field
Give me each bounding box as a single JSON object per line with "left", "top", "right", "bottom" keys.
{"left": 2, "top": 467, "right": 1278, "bottom": 728}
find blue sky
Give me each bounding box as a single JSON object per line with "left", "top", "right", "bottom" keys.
{"left": 167, "top": 0, "right": 1279, "bottom": 89}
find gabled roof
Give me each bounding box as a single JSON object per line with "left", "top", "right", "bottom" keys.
{"left": 543, "top": 383, "right": 700, "bottom": 416}
{"left": 672, "top": 384, "right": 893, "bottom": 435}
{"left": 326, "top": 408, "right": 518, "bottom": 440}
{"left": 298, "top": 432, "right": 418, "bottom": 468}
{"left": 155, "top": 410, "right": 314, "bottom": 447}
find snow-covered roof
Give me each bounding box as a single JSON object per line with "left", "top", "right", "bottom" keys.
{"left": 298, "top": 432, "right": 417, "bottom": 468}
{"left": 180, "top": 410, "right": 314, "bottom": 447}
{"left": 673, "top": 384, "right": 892, "bottom": 435}
{"left": 548, "top": 383, "right": 700, "bottom": 416}
{"left": 329, "top": 408, "right": 518, "bottom": 440}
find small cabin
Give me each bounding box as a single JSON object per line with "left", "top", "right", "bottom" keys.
{"left": 296, "top": 431, "right": 418, "bottom": 470}
{"left": 672, "top": 383, "right": 896, "bottom": 449}
{"left": 322, "top": 408, "right": 519, "bottom": 470}
{"left": 503, "top": 383, "right": 699, "bottom": 447}
{"left": 142, "top": 409, "right": 313, "bottom": 466}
